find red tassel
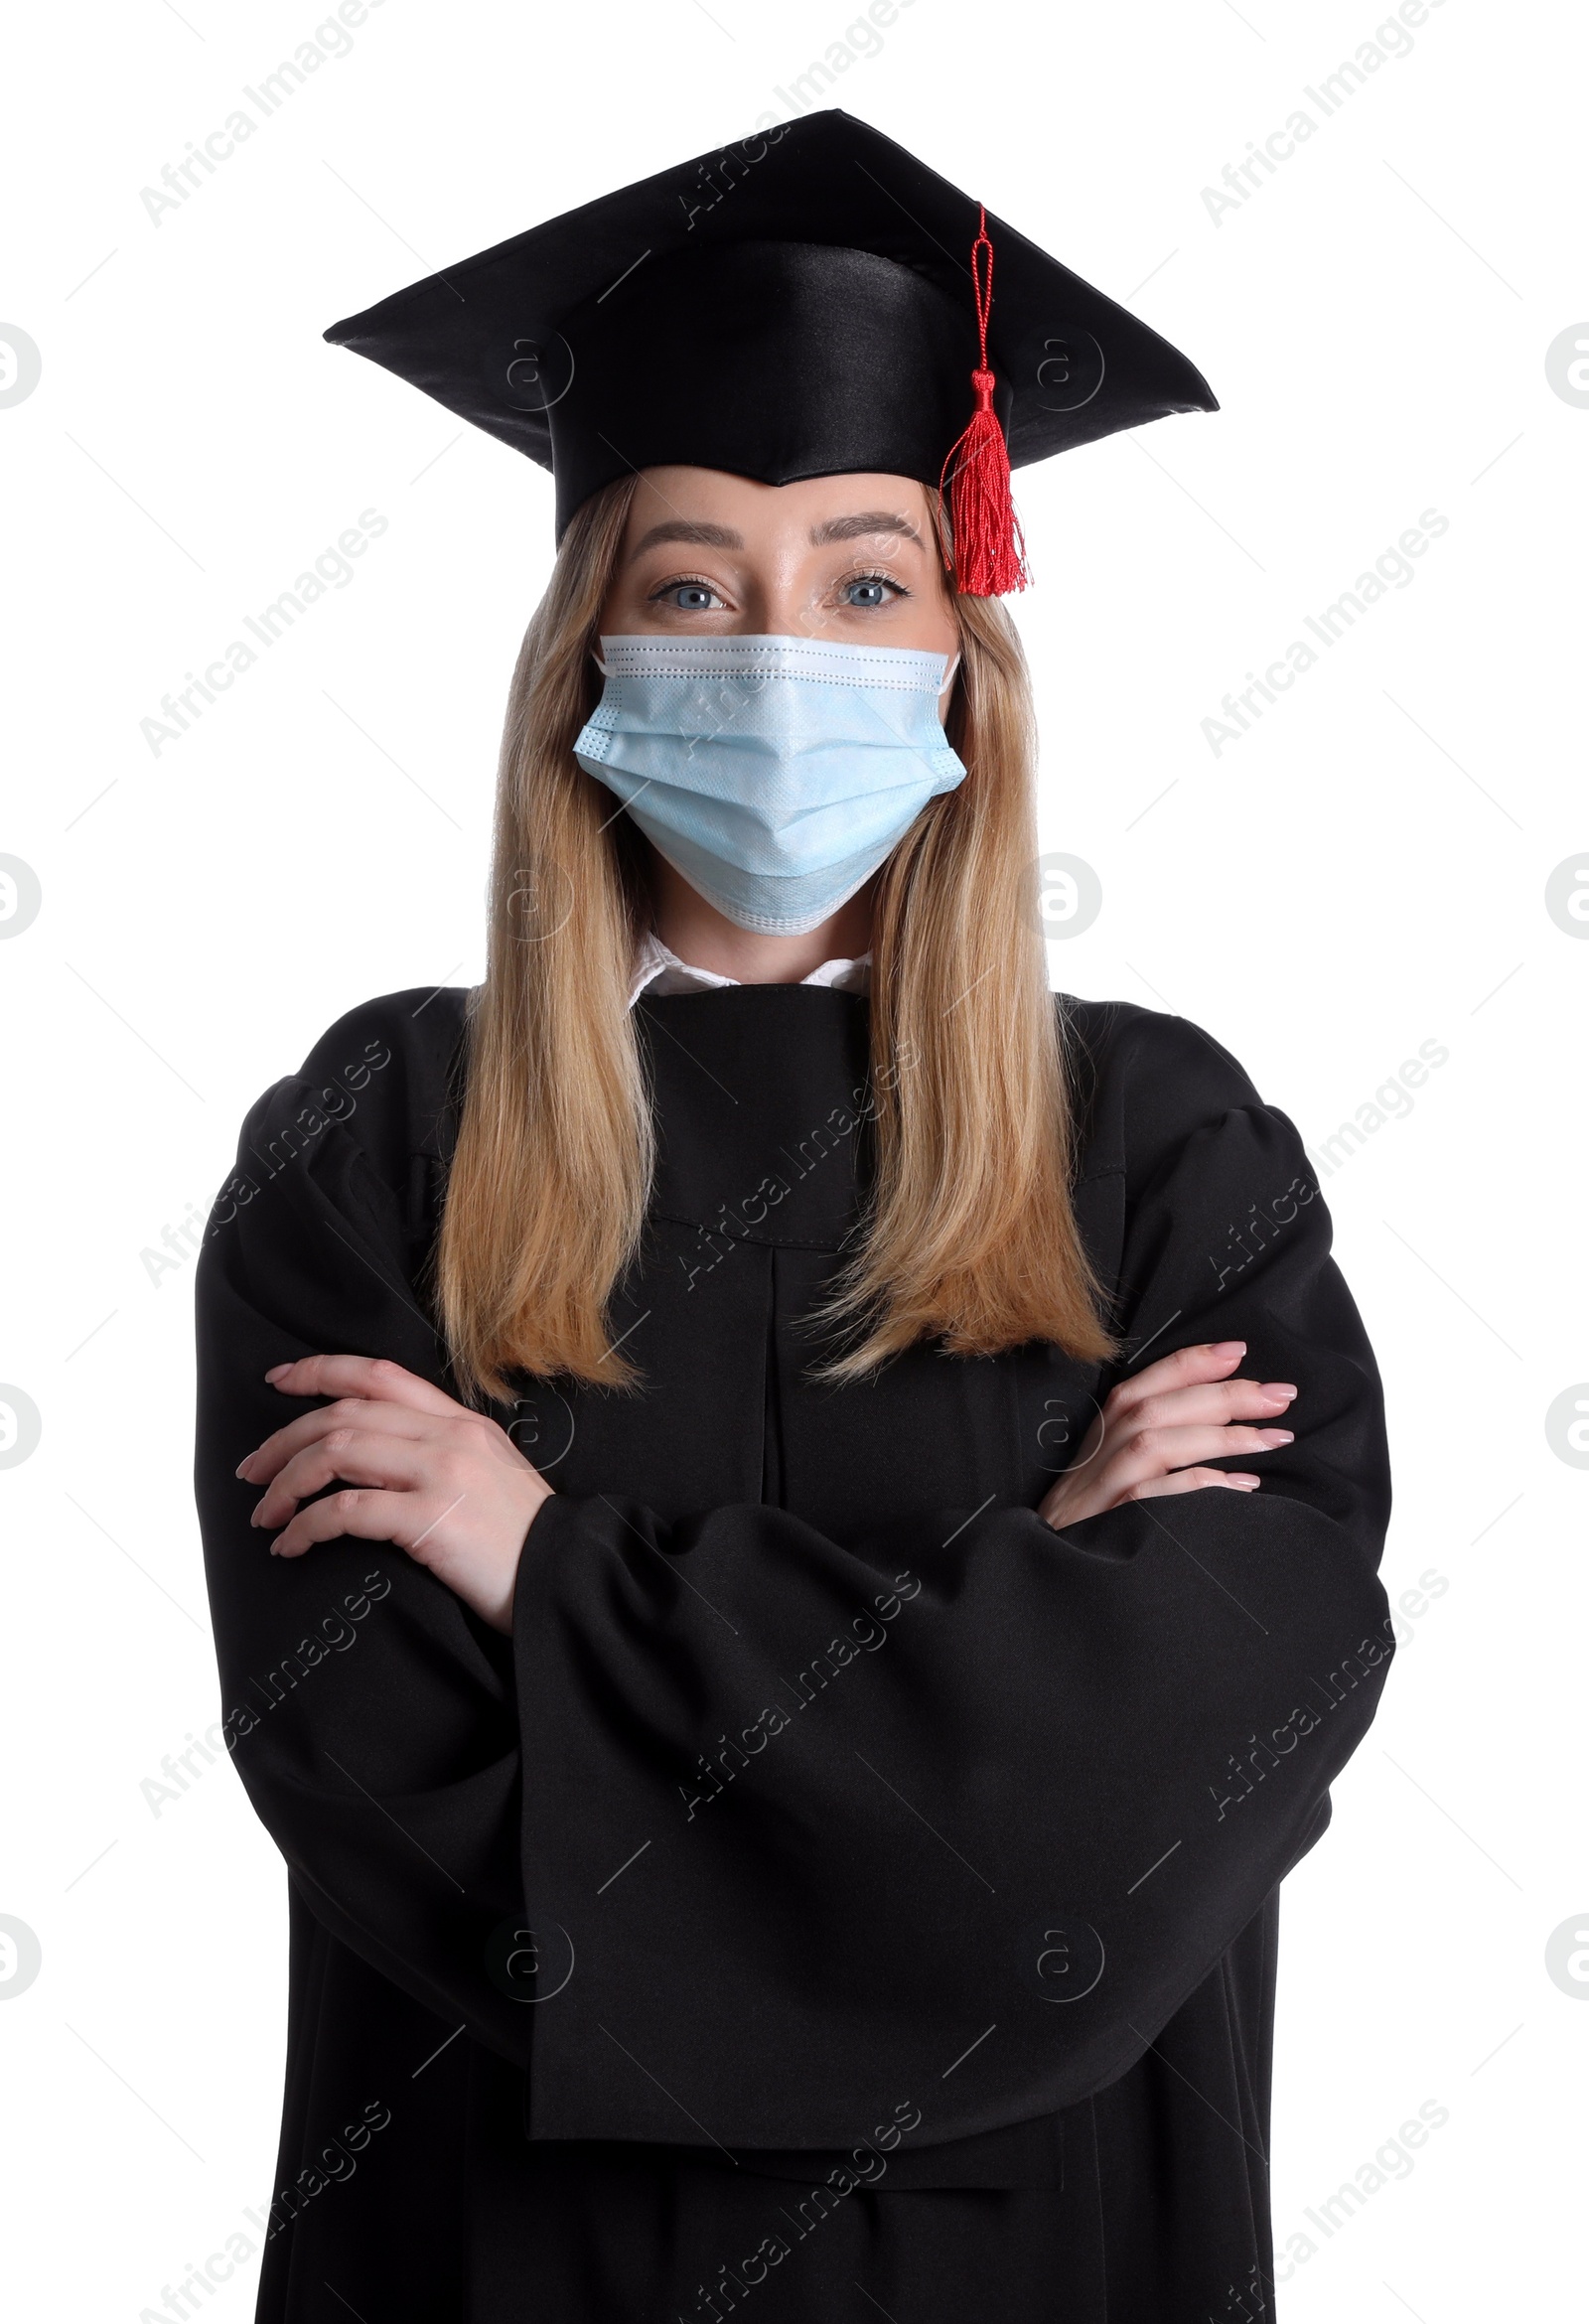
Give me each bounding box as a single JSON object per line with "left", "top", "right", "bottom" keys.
{"left": 939, "top": 205, "right": 1029, "bottom": 597}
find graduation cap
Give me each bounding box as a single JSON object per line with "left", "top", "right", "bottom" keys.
{"left": 324, "top": 110, "right": 1217, "bottom": 597}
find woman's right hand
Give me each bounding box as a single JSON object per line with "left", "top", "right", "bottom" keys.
{"left": 1037, "top": 1340, "right": 1296, "bottom": 1532}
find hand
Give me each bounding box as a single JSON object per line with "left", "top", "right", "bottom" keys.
{"left": 1037, "top": 1340, "right": 1296, "bottom": 1532}
{"left": 236, "top": 1354, "right": 553, "bottom": 1635}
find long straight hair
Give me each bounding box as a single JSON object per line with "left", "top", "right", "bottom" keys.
{"left": 430, "top": 475, "right": 1119, "bottom": 1400}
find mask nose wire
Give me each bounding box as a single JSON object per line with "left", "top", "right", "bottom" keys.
{"left": 594, "top": 643, "right": 963, "bottom": 688}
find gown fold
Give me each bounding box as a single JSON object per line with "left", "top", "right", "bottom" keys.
{"left": 194, "top": 981, "right": 1392, "bottom": 2321}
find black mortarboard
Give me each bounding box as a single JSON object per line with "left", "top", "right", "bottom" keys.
{"left": 324, "top": 109, "right": 1216, "bottom": 593}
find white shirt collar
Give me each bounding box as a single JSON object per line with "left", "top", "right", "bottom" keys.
{"left": 627, "top": 930, "right": 872, "bottom": 1009}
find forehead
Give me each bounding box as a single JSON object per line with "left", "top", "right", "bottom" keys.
{"left": 624, "top": 467, "right": 935, "bottom": 543}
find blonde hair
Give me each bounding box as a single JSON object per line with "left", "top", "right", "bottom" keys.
{"left": 429, "top": 475, "right": 1118, "bottom": 1398}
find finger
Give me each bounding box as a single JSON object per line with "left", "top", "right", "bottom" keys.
{"left": 1124, "top": 1379, "right": 1297, "bottom": 1433}
{"left": 1100, "top": 1422, "right": 1293, "bottom": 1492}
{"left": 1105, "top": 1341, "right": 1248, "bottom": 1416}
{"left": 264, "top": 1355, "right": 465, "bottom": 1420}
{"left": 251, "top": 1431, "right": 437, "bottom": 1527}
{"left": 238, "top": 1397, "right": 439, "bottom": 1484}
{"left": 1041, "top": 1369, "right": 1284, "bottom": 1493}
{"left": 269, "top": 1485, "right": 427, "bottom": 1560}
{"left": 1128, "top": 1468, "right": 1263, "bottom": 1501}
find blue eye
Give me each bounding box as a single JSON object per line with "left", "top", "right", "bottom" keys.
{"left": 842, "top": 576, "right": 894, "bottom": 608}
{"left": 668, "top": 583, "right": 718, "bottom": 610}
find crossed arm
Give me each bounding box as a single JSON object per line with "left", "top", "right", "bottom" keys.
{"left": 239, "top": 1338, "right": 1301, "bottom": 1633}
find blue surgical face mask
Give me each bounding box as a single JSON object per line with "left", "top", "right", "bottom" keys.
{"left": 572, "top": 634, "right": 965, "bottom": 937}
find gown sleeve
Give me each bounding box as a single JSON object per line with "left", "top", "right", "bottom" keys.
{"left": 508, "top": 1009, "right": 1394, "bottom": 2150}
{"left": 193, "top": 1019, "right": 539, "bottom": 2069}
{"left": 195, "top": 1002, "right": 1393, "bottom": 2154}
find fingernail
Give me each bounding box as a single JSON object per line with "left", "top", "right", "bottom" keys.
{"left": 264, "top": 1363, "right": 292, "bottom": 1382}
{"left": 235, "top": 1457, "right": 253, "bottom": 1480}
{"left": 1260, "top": 1382, "right": 1297, "bottom": 1400}
{"left": 1257, "top": 1428, "right": 1294, "bottom": 1446}
{"left": 1228, "top": 1475, "right": 1261, "bottom": 1488}
{"left": 1209, "top": 1340, "right": 1246, "bottom": 1355}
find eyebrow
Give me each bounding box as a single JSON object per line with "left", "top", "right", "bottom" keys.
{"left": 808, "top": 511, "right": 925, "bottom": 550}
{"left": 629, "top": 519, "right": 744, "bottom": 558}
{"left": 628, "top": 509, "right": 926, "bottom": 561}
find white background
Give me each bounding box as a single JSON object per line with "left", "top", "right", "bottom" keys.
{"left": 2, "top": 0, "right": 1584, "bottom": 2315}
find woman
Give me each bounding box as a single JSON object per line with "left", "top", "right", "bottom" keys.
{"left": 195, "top": 112, "right": 1392, "bottom": 2323}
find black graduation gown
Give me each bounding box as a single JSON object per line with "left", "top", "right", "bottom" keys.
{"left": 192, "top": 981, "right": 1393, "bottom": 2324}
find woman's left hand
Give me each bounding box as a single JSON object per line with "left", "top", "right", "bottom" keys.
{"left": 236, "top": 1354, "right": 553, "bottom": 1636}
